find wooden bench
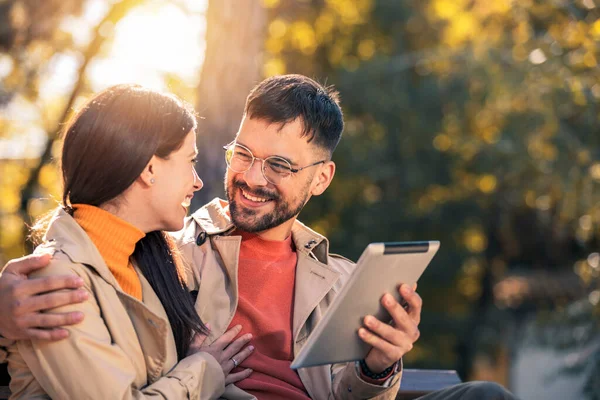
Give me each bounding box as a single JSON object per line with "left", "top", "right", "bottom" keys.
{"left": 0, "top": 369, "right": 460, "bottom": 399}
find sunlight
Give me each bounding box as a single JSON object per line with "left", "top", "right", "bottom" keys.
{"left": 89, "top": 1, "right": 207, "bottom": 91}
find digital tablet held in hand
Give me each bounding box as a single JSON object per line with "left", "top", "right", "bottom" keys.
{"left": 290, "top": 241, "right": 440, "bottom": 369}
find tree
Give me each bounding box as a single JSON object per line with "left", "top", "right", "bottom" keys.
{"left": 17, "top": 0, "right": 145, "bottom": 252}
{"left": 191, "top": 0, "right": 268, "bottom": 208}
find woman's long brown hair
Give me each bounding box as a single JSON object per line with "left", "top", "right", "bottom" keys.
{"left": 44, "top": 84, "right": 206, "bottom": 359}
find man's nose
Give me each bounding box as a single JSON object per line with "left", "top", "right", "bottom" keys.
{"left": 243, "top": 159, "right": 269, "bottom": 186}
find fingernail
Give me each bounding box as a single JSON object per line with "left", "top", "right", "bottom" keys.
{"left": 385, "top": 294, "right": 394, "bottom": 305}
{"left": 205, "top": 322, "right": 211, "bottom": 329}
{"left": 78, "top": 290, "right": 89, "bottom": 300}
{"left": 246, "top": 333, "right": 253, "bottom": 339}
{"left": 249, "top": 345, "right": 255, "bottom": 351}
{"left": 75, "top": 277, "right": 84, "bottom": 285}
{"left": 358, "top": 328, "right": 366, "bottom": 337}
{"left": 365, "top": 315, "right": 374, "bottom": 327}
{"left": 402, "top": 285, "right": 413, "bottom": 294}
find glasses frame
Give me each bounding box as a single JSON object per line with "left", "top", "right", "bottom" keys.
{"left": 223, "top": 141, "right": 326, "bottom": 185}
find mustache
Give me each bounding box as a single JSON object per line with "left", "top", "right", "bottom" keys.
{"left": 233, "top": 180, "right": 279, "bottom": 201}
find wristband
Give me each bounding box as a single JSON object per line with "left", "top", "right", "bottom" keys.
{"left": 359, "top": 359, "right": 396, "bottom": 380}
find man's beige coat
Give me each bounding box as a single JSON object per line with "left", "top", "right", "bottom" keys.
{"left": 176, "top": 199, "right": 402, "bottom": 400}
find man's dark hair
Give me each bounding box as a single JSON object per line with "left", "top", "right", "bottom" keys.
{"left": 244, "top": 74, "right": 344, "bottom": 155}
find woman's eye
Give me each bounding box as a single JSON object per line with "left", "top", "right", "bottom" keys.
{"left": 191, "top": 157, "right": 198, "bottom": 164}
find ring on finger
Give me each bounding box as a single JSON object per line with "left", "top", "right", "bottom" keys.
{"left": 231, "top": 356, "right": 239, "bottom": 368}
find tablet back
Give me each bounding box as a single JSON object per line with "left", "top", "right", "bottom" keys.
{"left": 290, "top": 241, "right": 439, "bottom": 369}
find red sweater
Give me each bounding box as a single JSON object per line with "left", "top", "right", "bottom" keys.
{"left": 229, "top": 230, "right": 310, "bottom": 400}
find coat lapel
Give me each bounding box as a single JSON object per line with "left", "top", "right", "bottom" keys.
{"left": 195, "top": 236, "right": 241, "bottom": 342}
{"left": 292, "top": 252, "right": 340, "bottom": 345}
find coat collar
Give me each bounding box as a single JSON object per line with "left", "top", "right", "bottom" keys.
{"left": 191, "top": 198, "right": 331, "bottom": 264}
{"left": 42, "top": 208, "right": 120, "bottom": 287}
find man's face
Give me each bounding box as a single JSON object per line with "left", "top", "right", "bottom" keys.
{"left": 224, "top": 116, "right": 327, "bottom": 234}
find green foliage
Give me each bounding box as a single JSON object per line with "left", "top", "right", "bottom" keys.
{"left": 0, "top": 0, "right": 599, "bottom": 393}
{"left": 264, "top": 0, "right": 600, "bottom": 385}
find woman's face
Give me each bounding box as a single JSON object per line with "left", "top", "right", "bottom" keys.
{"left": 150, "top": 129, "right": 202, "bottom": 231}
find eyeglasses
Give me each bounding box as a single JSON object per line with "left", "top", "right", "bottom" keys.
{"left": 223, "top": 142, "right": 326, "bottom": 185}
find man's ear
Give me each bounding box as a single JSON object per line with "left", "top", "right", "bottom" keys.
{"left": 310, "top": 161, "right": 335, "bottom": 196}
{"left": 139, "top": 156, "right": 158, "bottom": 187}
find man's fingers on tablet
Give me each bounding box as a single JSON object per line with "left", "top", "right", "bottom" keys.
{"left": 225, "top": 369, "right": 253, "bottom": 385}
{"left": 358, "top": 328, "right": 408, "bottom": 365}
{"left": 364, "top": 315, "right": 420, "bottom": 345}
{"left": 381, "top": 293, "right": 412, "bottom": 331}
{"left": 399, "top": 284, "right": 423, "bottom": 324}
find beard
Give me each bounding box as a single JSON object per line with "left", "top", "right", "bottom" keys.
{"left": 225, "top": 177, "right": 310, "bottom": 233}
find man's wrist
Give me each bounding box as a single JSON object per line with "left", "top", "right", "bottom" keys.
{"left": 358, "top": 359, "right": 397, "bottom": 381}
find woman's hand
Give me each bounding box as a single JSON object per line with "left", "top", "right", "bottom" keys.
{"left": 188, "top": 324, "right": 254, "bottom": 385}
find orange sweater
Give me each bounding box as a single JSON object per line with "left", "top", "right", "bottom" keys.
{"left": 229, "top": 230, "right": 309, "bottom": 400}
{"left": 73, "top": 204, "right": 145, "bottom": 300}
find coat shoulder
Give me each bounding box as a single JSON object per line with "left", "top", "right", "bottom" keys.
{"left": 31, "top": 245, "right": 87, "bottom": 279}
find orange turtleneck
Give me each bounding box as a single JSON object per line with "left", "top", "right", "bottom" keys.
{"left": 73, "top": 204, "right": 146, "bottom": 300}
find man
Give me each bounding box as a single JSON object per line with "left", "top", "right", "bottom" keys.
{"left": 0, "top": 75, "right": 515, "bottom": 399}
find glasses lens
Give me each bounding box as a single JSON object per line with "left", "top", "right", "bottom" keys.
{"left": 264, "top": 157, "right": 292, "bottom": 184}
{"left": 227, "top": 144, "right": 253, "bottom": 172}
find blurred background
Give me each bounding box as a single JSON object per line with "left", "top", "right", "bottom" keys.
{"left": 0, "top": 0, "right": 599, "bottom": 398}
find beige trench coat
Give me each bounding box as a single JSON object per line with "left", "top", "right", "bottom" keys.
{"left": 6, "top": 209, "right": 225, "bottom": 399}
{"left": 175, "top": 199, "right": 402, "bottom": 400}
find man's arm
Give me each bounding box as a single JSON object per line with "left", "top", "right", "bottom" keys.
{"left": 0, "top": 254, "right": 87, "bottom": 341}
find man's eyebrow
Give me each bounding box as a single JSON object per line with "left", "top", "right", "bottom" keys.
{"left": 236, "top": 140, "right": 297, "bottom": 166}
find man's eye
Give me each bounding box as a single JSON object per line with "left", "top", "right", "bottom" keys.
{"left": 191, "top": 157, "right": 198, "bottom": 164}
{"left": 235, "top": 152, "right": 253, "bottom": 160}
{"left": 268, "top": 160, "right": 291, "bottom": 174}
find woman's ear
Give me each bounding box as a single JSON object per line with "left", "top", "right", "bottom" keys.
{"left": 139, "top": 156, "right": 158, "bottom": 187}
{"left": 310, "top": 161, "right": 336, "bottom": 196}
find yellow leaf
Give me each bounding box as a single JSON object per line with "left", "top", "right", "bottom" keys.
{"left": 263, "top": 58, "right": 286, "bottom": 77}
{"left": 357, "top": 39, "right": 376, "bottom": 60}
{"left": 477, "top": 175, "right": 497, "bottom": 194}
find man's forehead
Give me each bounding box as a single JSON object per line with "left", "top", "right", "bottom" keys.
{"left": 236, "top": 117, "right": 316, "bottom": 157}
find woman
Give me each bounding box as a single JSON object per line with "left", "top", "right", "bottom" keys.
{"left": 6, "top": 85, "right": 253, "bottom": 399}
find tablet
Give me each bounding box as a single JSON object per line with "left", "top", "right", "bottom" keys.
{"left": 290, "top": 241, "right": 439, "bottom": 369}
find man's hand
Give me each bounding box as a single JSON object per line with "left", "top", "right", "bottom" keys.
{"left": 358, "top": 283, "right": 422, "bottom": 373}
{"left": 0, "top": 254, "right": 88, "bottom": 341}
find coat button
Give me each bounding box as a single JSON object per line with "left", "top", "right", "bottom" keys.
{"left": 196, "top": 231, "right": 208, "bottom": 246}
{"left": 304, "top": 239, "right": 317, "bottom": 249}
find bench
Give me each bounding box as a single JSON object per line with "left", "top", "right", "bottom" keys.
{"left": 0, "top": 369, "right": 460, "bottom": 399}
